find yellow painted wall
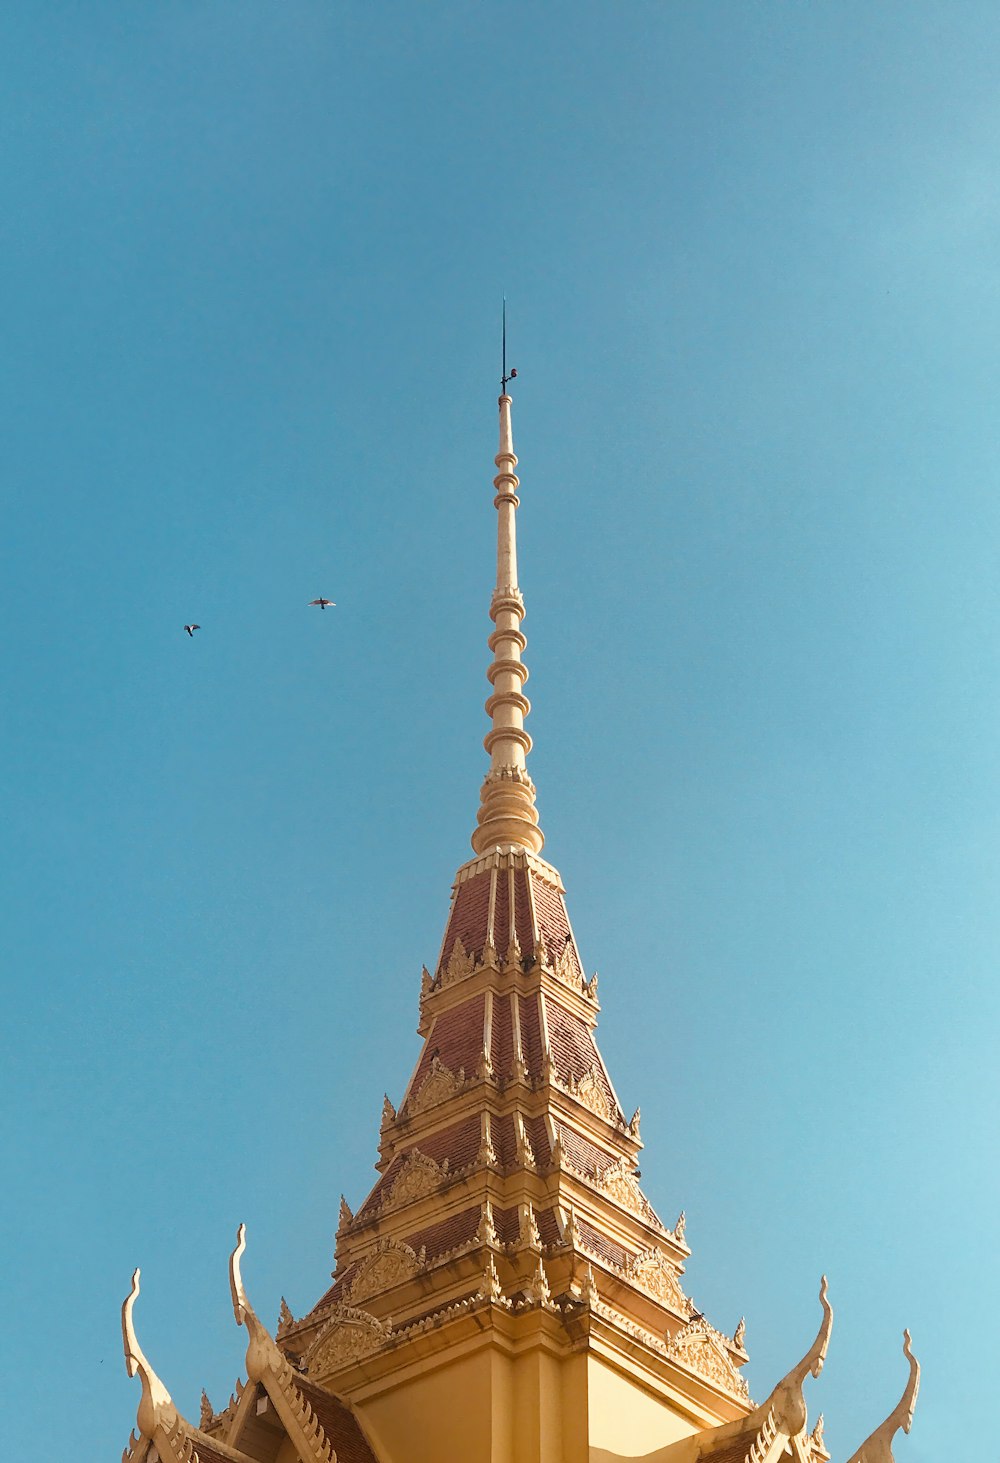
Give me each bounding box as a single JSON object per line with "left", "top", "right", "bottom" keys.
{"left": 354, "top": 1340, "right": 694, "bottom": 1463}
{"left": 587, "top": 1355, "right": 694, "bottom": 1462}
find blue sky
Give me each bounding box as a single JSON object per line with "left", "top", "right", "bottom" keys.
{"left": 2, "top": 4, "right": 996, "bottom": 1457}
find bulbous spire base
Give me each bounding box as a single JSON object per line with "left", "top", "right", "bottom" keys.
{"left": 472, "top": 764, "right": 544, "bottom": 855}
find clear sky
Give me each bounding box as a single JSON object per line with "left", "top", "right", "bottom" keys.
{"left": 2, "top": 4, "right": 996, "bottom": 1457}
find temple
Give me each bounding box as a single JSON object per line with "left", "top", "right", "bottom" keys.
{"left": 120, "top": 382, "right": 920, "bottom": 1463}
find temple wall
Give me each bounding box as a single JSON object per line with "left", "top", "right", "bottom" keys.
{"left": 587, "top": 1354, "right": 694, "bottom": 1462}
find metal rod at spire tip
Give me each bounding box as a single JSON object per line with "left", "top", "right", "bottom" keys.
{"left": 500, "top": 296, "right": 516, "bottom": 395}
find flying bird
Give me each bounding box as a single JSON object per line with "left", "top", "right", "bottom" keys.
{"left": 308, "top": 598, "right": 336, "bottom": 610}
{"left": 184, "top": 624, "right": 201, "bottom": 636}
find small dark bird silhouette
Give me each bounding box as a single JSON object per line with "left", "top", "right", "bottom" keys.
{"left": 184, "top": 624, "right": 201, "bottom": 636}
{"left": 308, "top": 598, "right": 336, "bottom": 610}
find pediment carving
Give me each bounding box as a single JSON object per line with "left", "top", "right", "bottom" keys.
{"left": 572, "top": 1066, "right": 614, "bottom": 1122}
{"left": 347, "top": 1239, "right": 421, "bottom": 1304}
{"left": 385, "top": 1149, "right": 446, "bottom": 1210}
{"left": 410, "top": 1056, "right": 462, "bottom": 1114}
{"left": 600, "top": 1156, "right": 645, "bottom": 1213}
{"left": 306, "top": 1305, "right": 390, "bottom": 1374}
{"left": 667, "top": 1318, "right": 749, "bottom": 1401}
{"left": 626, "top": 1249, "right": 690, "bottom": 1313}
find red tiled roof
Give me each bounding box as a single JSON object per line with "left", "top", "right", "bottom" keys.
{"left": 681, "top": 1427, "right": 763, "bottom": 1463}
{"left": 294, "top": 1377, "right": 381, "bottom": 1463}
{"left": 491, "top": 992, "right": 514, "bottom": 1076}
{"left": 577, "top": 1216, "right": 634, "bottom": 1270}
{"left": 411, "top": 994, "right": 486, "bottom": 1090}
{"left": 513, "top": 866, "right": 534, "bottom": 953}
{"left": 558, "top": 1122, "right": 620, "bottom": 1178}
{"left": 518, "top": 993, "right": 543, "bottom": 1073}
{"left": 532, "top": 877, "right": 582, "bottom": 981}
{"left": 537, "top": 1206, "right": 562, "bottom": 1246}
{"left": 189, "top": 1439, "right": 244, "bottom": 1463}
{"left": 355, "top": 1114, "right": 481, "bottom": 1219}
{"left": 546, "top": 1001, "right": 620, "bottom": 1118}
{"left": 410, "top": 1114, "right": 482, "bottom": 1169}
{"left": 355, "top": 1155, "right": 402, "bottom": 1219}
{"left": 438, "top": 861, "right": 583, "bottom": 976}
{"left": 441, "top": 870, "right": 492, "bottom": 967}
{"left": 404, "top": 1204, "right": 481, "bottom": 1259}
{"left": 524, "top": 1113, "right": 551, "bottom": 1166}
{"left": 492, "top": 864, "right": 511, "bottom": 954}
{"left": 311, "top": 1257, "right": 362, "bottom": 1311}
{"left": 492, "top": 1111, "right": 516, "bottom": 1166}
{"left": 491, "top": 1203, "right": 562, "bottom": 1248}
{"left": 493, "top": 1203, "right": 521, "bottom": 1246}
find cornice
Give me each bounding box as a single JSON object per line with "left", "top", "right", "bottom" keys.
{"left": 419, "top": 952, "right": 600, "bottom": 1032}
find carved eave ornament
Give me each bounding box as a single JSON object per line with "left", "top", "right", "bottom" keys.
{"left": 843, "top": 1331, "right": 920, "bottom": 1463}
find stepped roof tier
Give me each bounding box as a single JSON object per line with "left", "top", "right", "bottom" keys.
{"left": 120, "top": 378, "right": 919, "bottom": 1463}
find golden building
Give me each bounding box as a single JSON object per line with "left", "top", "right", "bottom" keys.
{"left": 120, "top": 388, "right": 920, "bottom": 1463}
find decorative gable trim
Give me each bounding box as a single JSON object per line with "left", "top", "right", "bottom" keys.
{"left": 306, "top": 1304, "right": 393, "bottom": 1374}
{"left": 347, "top": 1238, "right": 422, "bottom": 1304}
{"left": 409, "top": 1056, "right": 464, "bottom": 1114}
{"left": 625, "top": 1248, "right": 691, "bottom": 1315}
{"left": 384, "top": 1149, "right": 448, "bottom": 1210}
{"left": 666, "top": 1316, "right": 751, "bottom": 1402}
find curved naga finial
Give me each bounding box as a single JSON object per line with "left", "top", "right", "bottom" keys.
{"left": 229, "top": 1222, "right": 282, "bottom": 1382}
{"left": 121, "top": 1269, "right": 177, "bottom": 1439}
{"left": 770, "top": 1276, "right": 834, "bottom": 1437}
{"left": 845, "top": 1330, "right": 920, "bottom": 1463}
{"left": 229, "top": 1222, "right": 250, "bottom": 1326}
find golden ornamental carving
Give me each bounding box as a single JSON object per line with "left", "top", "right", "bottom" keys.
{"left": 410, "top": 1057, "right": 462, "bottom": 1114}
{"left": 667, "top": 1318, "right": 750, "bottom": 1401}
{"left": 307, "top": 1305, "right": 391, "bottom": 1374}
{"left": 572, "top": 1066, "right": 614, "bottom": 1122}
{"left": 441, "top": 936, "right": 475, "bottom": 986}
{"left": 385, "top": 1149, "right": 446, "bottom": 1210}
{"left": 348, "top": 1239, "right": 421, "bottom": 1304}
{"left": 600, "top": 1156, "right": 646, "bottom": 1214}
{"left": 626, "top": 1249, "right": 690, "bottom": 1314}
{"left": 554, "top": 938, "right": 578, "bottom": 988}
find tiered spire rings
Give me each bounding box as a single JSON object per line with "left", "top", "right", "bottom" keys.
{"left": 472, "top": 392, "right": 544, "bottom": 855}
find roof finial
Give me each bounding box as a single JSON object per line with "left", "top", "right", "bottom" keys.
{"left": 472, "top": 306, "right": 542, "bottom": 855}
{"left": 229, "top": 1222, "right": 283, "bottom": 1382}
{"left": 844, "top": 1331, "right": 920, "bottom": 1463}
{"left": 768, "top": 1275, "right": 833, "bottom": 1437}
{"left": 121, "top": 1268, "right": 178, "bottom": 1439}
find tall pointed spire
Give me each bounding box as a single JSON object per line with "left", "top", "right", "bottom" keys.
{"left": 471, "top": 384, "right": 544, "bottom": 854}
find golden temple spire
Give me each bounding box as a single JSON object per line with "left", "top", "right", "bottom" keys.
{"left": 471, "top": 368, "right": 544, "bottom": 855}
